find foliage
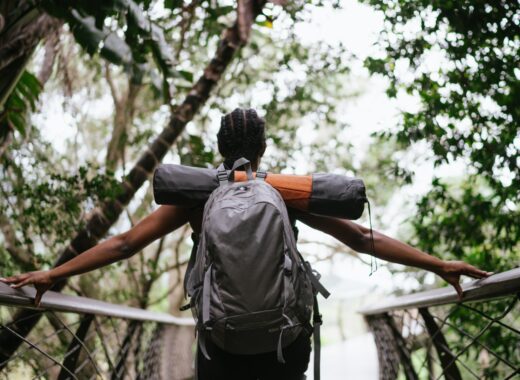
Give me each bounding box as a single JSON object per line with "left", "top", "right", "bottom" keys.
{"left": 362, "top": 1, "right": 519, "bottom": 377}
{"left": 362, "top": 0, "right": 520, "bottom": 271}
{"left": 0, "top": 70, "right": 41, "bottom": 138}
{"left": 0, "top": 135, "right": 121, "bottom": 270}
{"left": 41, "top": 0, "right": 176, "bottom": 81}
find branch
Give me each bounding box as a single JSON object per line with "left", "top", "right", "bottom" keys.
{"left": 175, "top": 0, "right": 198, "bottom": 61}
{"left": 37, "top": 28, "right": 60, "bottom": 84}
{"left": 104, "top": 63, "right": 120, "bottom": 107}
{"left": 138, "top": 237, "right": 165, "bottom": 308}
{"left": 147, "top": 259, "right": 189, "bottom": 307}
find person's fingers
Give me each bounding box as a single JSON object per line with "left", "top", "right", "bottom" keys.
{"left": 463, "top": 270, "right": 485, "bottom": 279}
{"left": 10, "top": 277, "right": 32, "bottom": 289}
{"left": 3, "top": 274, "right": 29, "bottom": 286}
{"left": 0, "top": 275, "right": 20, "bottom": 284}
{"left": 452, "top": 281, "right": 463, "bottom": 301}
{"left": 464, "top": 265, "right": 490, "bottom": 278}
{"left": 34, "top": 290, "right": 44, "bottom": 308}
{"left": 463, "top": 265, "right": 493, "bottom": 279}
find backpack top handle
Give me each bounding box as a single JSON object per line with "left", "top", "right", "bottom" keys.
{"left": 217, "top": 157, "right": 254, "bottom": 185}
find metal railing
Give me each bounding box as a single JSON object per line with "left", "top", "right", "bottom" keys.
{"left": 2, "top": 268, "right": 518, "bottom": 379}
{"left": 0, "top": 282, "right": 194, "bottom": 379}
{"left": 360, "top": 267, "right": 520, "bottom": 380}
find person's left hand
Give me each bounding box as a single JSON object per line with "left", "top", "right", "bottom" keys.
{"left": 0, "top": 271, "right": 55, "bottom": 307}
{"left": 436, "top": 261, "right": 493, "bottom": 300}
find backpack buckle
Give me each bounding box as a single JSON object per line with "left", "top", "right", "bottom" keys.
{"left": 217, "top": 170, "right": 228, "bottom": 184}
{"left": 256, "top": 169, "right": 267, "bottom": 181}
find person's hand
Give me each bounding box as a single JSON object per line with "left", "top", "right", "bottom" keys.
{"left": 0, "top": 271, "right": 55, "bottom": 307}
{"left": 436, "top": 261, "right": 493, "bottom": 300}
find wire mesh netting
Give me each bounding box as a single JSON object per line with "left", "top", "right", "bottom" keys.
{"left": 366, "top": 293, "right": 520, "bottom": 380}
{"left": 0, "top": 306, "right": 168, "bottom": 380}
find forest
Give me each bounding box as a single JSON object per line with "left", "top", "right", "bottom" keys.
{"left": 0, "top": 0, "right": 518, "bottom": 379}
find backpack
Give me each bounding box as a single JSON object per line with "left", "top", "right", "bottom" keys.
{"left": 183, "top": 157, "right": 330, "bottom": 379}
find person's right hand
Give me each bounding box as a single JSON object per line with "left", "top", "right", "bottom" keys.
{"left": 0, "top": 271, "right": 55, "bottom": 307}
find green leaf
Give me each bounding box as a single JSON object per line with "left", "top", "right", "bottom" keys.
{"left": 164, "top": 0, "right": 183, "bottom": 10}
{"left": 44, "top": 0, "right": 175, "bottom": 81}
{"left": 19, "top": 71, "right": 42, "bottom": 97}
{"left": 178, "top": 70, "right": 193, "bottom": 82}
{"left": 7, "top": 112, "right": 26, "bottom": 135}
{"left": 16, "top": 75, "right": 41, "bottom": 111}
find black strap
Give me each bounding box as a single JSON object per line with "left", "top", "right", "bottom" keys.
{"left": 179, "top": 303, "right": 191, "bottom": 311}
{"left": 303, "top": 261, "right": 331, "bottom": 299}
{"left": 313, "top": 294, "right": 322, "bottom": 380}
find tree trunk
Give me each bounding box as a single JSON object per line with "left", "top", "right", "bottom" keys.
{"left": 0, "top": 0, "right": 267, "bottom": 368}
{"left": 105, "top": 67, "right": 142, "bottom": 172}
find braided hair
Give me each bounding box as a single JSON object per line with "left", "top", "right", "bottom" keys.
{"left": 217, "top": 108, "right": 266, "bottom": 168}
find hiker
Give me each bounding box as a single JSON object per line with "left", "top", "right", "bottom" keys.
{"left": 1, "top": 108, "right": 491, "bottom": 380}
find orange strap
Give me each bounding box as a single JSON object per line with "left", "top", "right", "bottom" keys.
{"left": 234, "top": 172, "right": 312, "bottom": 211}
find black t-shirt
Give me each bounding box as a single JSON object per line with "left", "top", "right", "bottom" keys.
{"left": 196, "top": 328, "right": 311, "bottom": 380}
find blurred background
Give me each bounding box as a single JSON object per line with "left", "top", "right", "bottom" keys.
{"left": 0, "top": 0, "right": 518, "bottom": 379}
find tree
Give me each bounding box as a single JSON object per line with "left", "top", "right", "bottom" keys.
{"left": 362, "top": 0, "right": 519, "bottom": 271}
{"left": 362, "top": 1, "right": 519, "bottom": 377}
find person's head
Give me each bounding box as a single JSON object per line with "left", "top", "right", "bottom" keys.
{"left": 217, "top": 108, "right": 266, "bottom": 170}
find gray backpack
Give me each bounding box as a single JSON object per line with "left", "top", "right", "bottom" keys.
{"left": 183, "top": 158, "right": 330, "bottom": 379}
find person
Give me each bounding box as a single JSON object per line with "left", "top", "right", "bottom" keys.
{"left": 0, "top": 108, "right": 491, "bottom": 380}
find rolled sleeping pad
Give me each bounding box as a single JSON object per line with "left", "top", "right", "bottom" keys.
{"left": 153, "top": 164, "right": 367, "bottom": 219}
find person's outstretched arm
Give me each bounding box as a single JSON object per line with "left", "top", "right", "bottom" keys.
{"left": 294, "top": 211, "right": 492, "bottom": 299}
{"left": 0, "top": 205, "right": 192, "bottom": 306}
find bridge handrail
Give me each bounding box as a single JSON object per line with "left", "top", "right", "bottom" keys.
{"left": 0, "top": 282, "right": 194, "bottom": 326}
{"left": 359, "top": 266, "right": 520, "bottom": 315}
